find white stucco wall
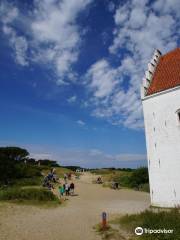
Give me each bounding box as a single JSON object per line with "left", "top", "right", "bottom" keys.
{"left": 142, "top": 87, "right": 180, "bottom": 207}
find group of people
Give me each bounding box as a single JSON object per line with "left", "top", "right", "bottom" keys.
{"left": 59, "top": 182, "right": 75, "bottom": 197}
{"left": 43, "top": 168, "right": 58, "bottom": 190}
{"left": 43, "top": 169, "right": 76, "bottom": 198}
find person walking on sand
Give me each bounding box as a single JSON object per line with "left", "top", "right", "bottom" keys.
{"left": 64, "top": 173, "right": 67, "bottom": 182}
{"left": 70, "top": 182, "right": 75, "bottom": 195}
{"left": 65, "top": 182, "right": 69, "bottom": 196}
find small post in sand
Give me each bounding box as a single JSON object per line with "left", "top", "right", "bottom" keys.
{"left": 102, "top": 212, "right": 107, "bottom": 230}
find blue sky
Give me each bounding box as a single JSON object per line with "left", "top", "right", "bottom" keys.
{"left": 0, "top": 0, "right": 179, "bottom": 168}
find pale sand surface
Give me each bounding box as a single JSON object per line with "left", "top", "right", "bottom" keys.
{"left": 0, "top": 172, "right": 150, "bottom": 240}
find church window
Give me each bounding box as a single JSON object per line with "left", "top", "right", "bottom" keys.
{"left": 176, "top": 109, "right": 180, "bottom": 124}
{"left": 178, "top": 112, "right": 180, "bottom": 122}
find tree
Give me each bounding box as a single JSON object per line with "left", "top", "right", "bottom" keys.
{"left": 38, "top": 159, "right": 59, "bottom": 167}
{"left": 0, "top": 155, "right": 16, "bottom": 184}
{"left": 0, "top": 147, "right": 29, "bottom": 161}
{"left": 0, "top": 147, "right": 29, "bottom": 184}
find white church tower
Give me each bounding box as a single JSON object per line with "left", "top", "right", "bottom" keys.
{"left": 141, "top": 48, "right": 180, "bottom": 208}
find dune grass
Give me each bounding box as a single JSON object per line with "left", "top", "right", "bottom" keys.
{"left": 0, "top": 187, "right": 60, "bottom": 205}
{"left": 92, "top": 168, "right": 149, "bottom": 193}
{"left": 109, "top": 209, "right": 180, "bottom": 240}
{"left": 0, "top": 166, "right": 73, "bottom": 206}
{"left": 13, "top": 176, "right": 43, "bottom": 186}
{"left": 42, "top": 166, "right": 71, "bottom": 178}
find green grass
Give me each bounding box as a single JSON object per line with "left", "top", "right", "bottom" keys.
{"left": 110, "top": 209, "right": 180, "bottom": 240}
{"left": 138, "top": 183, "right": 150, "bottom": 192}
{"left": 91, "top": 169, "right": 117, "bottom": 175}
{"left": 0, "top": 187, "right": 60, "bottom": 204}
{"left": 42, "top": 166, "right": 72, "bottom": 178}
{"left": 0, "top": 166, "right": 73, "bottom": 206}
{"left": 13, "top": 176, "right": 43, "bottom": 186}
{"left": 92, "top": 168, "right": 149, "bottom": 193}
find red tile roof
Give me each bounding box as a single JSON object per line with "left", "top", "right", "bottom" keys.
{"left": 147, "top": 48, "right": 180, "bottom": 96}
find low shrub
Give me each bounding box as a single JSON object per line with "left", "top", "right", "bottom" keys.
{"left": 111, "top": 167, "right": 149, "bottom": 192}
{"left": 0, "top": 187, "right": 59, "bottom": 202}
{"left": 129, "top": 167, "right": 149, "bottom": 188}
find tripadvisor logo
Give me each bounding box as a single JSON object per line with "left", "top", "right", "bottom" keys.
{"left": 135, "top": 227, "right": 174, "bottom": 235}
{"left": 135, "top": 227, "right": 143, "bottom": 235}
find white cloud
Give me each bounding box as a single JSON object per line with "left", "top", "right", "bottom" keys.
{"left": 86, "top": 0, "right": 179, "bottom": 130}
{"left": 86, "top": 59, "right": 121, "bottom": 98}
{"left": 57, "top": 148, "right": 147, "bottom": 168}
{"left": 0, "top": 2, "right": 29, "bottom": 66}
{"left": 0, "top": 2, "right": 18, "bottom": 24}
{"left": 115, "top": 153, "right": 146, "bottom": 162}
{"left": 11, "top": 36, "right": 29, "bottom": 66}
{"left": 1, "top": 0, "right": 179, "bottom": 131}
{"left": 0, "top": 0, "right": 92, "bottom": 82}
{"left": 30, "top": 153, "right": 53, "bottom": 160}
{"left": 77, "top": 120, "right": 86, "bottom": 126}
{"left": 30, "top": 0, "right": 92, "bottom": 83}
{"left": 67, "top": 95, "right": 77, "bottom": 103}
{"left": 107, "top": 1, "right": 115, "bottom": 13}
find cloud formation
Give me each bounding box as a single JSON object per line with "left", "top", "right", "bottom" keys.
{"left": 57, "top": 148, "right": 147, "bottom": 168}
{"left": 77, "top": 120, "right": 86, "bottom": 126}
{"left": 86, "top": 0, "right": 179, "bottom": 129}
{"left": 0, "top": 0, "right": 92, "bottom": 83}
{"left": 0, "top": 0, "right": 179, "bottom": 130}
{"left": 67, "top": 95, "right": 77, "bottom": 103}
{"left": 0, "top": 2, "right": 29, "bottom": 66}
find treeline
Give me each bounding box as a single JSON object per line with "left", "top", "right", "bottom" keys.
{"left": 0, "top": 146, "right": 60, "bottom": 185}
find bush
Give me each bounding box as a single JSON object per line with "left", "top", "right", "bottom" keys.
{"left": 113, "top": 174, "right": 132, "bottom": 187}
{"left": 0, "top": 156, "right": 16, "bottom": 184}
{"left": 0, "top": 157, "right": 41, "bottom": 184}
{"left": 112, "top": 167, "right": 149, "bottom": 191}
{"left": 129, "top": 167, "right": 149, "bottom": 188}
{"left": 0, "top": 187, "right": 59, "bottom": 202}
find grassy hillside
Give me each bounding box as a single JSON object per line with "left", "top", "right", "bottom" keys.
{"left": 0, "top": 146, "right": 75, "bottom": 205}
{"left": 91, "top": 168, "right": 149, "bottom": 192}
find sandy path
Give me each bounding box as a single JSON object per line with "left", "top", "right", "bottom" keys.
{"left": 0, "top": 172, "right": 150, "bottom": 240}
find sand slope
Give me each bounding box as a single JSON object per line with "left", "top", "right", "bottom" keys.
{"left": 0, "top": 172, "right": 150, "bottom": 240}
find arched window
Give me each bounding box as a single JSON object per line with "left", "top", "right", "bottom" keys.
{"left": 175, "top": 109, "right": 180, "bottom": 124}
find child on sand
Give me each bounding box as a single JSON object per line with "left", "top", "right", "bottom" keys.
{"left": 65, "top": 183, "right": 70, "bottom": 196}
{"left": 70, "top": 182, "right": 75, "bottom": 195}
{"left": 59, "top": 185, "right": 65, "bottom": 197}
